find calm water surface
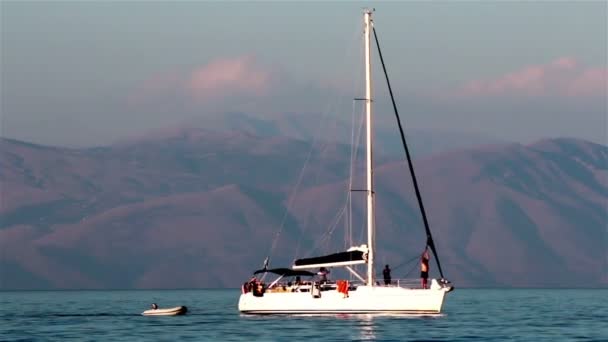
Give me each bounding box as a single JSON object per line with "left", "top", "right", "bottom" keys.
{"left": 1, "top": 289, "right": 606, "bottom": 341}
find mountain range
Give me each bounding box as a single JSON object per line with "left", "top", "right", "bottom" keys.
{"left": 0, "top": 116, "right": 606, "bottom": 289}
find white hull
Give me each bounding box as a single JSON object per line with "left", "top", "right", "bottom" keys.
{"left": 239, "top": 281, "right": 448, "bottom": 314}
{"left": 141, "top": 306, "right": 188, "bottom": 316}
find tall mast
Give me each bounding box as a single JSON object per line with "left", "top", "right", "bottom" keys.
{"left": 364, "top": 9, "right": 375, "bottom": 286}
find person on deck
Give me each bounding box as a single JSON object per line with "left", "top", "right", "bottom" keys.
{"left": 318, "top": 267, "right": 330, "bottom": 283}
{"left": 383, "top": 264, "right": 392, "bottom": 285}
{"left": 420, "top": 248, "right": 430, "bottom": 289}
{"left": 247, "top": 276, "right": 257, "bottom": 292}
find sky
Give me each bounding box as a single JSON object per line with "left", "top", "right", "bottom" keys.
{"left": 1, "top": 1, "right": 606, "bottom": 147}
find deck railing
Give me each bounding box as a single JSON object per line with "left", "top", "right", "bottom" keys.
{"left": 257, "top": 278, "right": 426, "bottom": 293}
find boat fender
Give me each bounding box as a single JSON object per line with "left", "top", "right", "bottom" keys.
{"left": 311, "top": 283, "right": 321, "bottom": 298}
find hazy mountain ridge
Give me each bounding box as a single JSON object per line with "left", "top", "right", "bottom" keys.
{"left": 125, "top": 111, "right": 507, "bottom": 158}
{"left": 0, "top": 132, "right": 606, "bottom": 289}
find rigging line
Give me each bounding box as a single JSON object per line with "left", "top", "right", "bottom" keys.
{"left": 297, "top": 26, "right": 364, "bottom": 260}
{"left": 347, "top": 33, "right": 368, "bottom": 250}
{"left": 346, "top": 99, "right": 356, "bottom": 250}
{"left": 403, "top": 260, "right": 420, "bottom": 278}
{"left": 289, "top": 19, "right": 363, "bottom": 262}
{"left": 347, "top": 25, "right": 366, "bottom": 250}
{"left": 321, "top": 206, "right": 347, "bottom": 253}
{"left": 372, "top": 25, "right": 445, "bottom": 279}
{"left": 292, "top": 93, "right": 350, "bottom": 259}
{"left": 347, "top": 101, "right": 366, "bottom": 247}
{"left": 267, "top": 135, "right": 315, "bottom": 260}
{"left": 290, "top": 129, "right": 346, "bottom": 260}
{"left": 355, "top": 105, "right": 366, "bottom": 249}
{"left": 278, "top": 111, "right": 337, "bottom": 262}
{"left": 385, "top": 254, "right": 419, "bottom": 274}
{"left": 372, "top": 195, "right": 377, "bottom": 275}
{"left": 325, "top": 204, "right": 348, "bottom": 243}
{"left": 346, "top": 76, "right": 359, "bottom": 249}
{"left": 270, "top": 80, "right": 342, "bottom": 262}
{"left": 349, "top": 78, "right": 367, "bottom": 247}
{"left": 350, "top": 36, "right": 367, "bottom": 247}
{"left": 307, "top": 204, "right": 348, "bottom": 256}
{"left": 303, "top": 18, "right": 368, "bottom": 259}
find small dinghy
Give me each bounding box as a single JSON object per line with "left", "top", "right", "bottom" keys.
{"left": 142, "top": 303, "right": 188, "bottom": 316}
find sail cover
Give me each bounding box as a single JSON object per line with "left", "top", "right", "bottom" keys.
{"left": 253, "top": 268, "right": 315, "bottom": 277}
{"left": 292, "top": 246, "right": 368, "bottom": 270}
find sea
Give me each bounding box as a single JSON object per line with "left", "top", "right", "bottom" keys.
{"left": 1, "top": 289, "right": 606, "bottom": 341}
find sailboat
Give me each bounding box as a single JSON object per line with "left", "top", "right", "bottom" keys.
{"left": 238, "top": 9, "right": 453, "bottom": 314}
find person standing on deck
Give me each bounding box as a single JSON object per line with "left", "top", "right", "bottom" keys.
{"left": 420, "top": 248, "right": 430, "bottom": 289}
{"left": 383, "top": 265, "right": 392, "bottom": 285}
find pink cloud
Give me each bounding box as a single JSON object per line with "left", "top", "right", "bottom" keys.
{"left": 551, "top": 57, "right": 578, "bottom": 69}
{"left": 129, "top": 55, "right": 274, "bottom": 105}
{"left": 187, "top": 55, "right": 272, "bottom": 101}
{"left": 457, "top": 57, "right": 606, "bottom": 98}
{"left": 567, "top": 67, "right": 608, "bottom": 97}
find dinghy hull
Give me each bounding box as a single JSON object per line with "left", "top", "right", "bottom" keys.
{"left": 142, "top": 306, "right": 188, "bottom": 316}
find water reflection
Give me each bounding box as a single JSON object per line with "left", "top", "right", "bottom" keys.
{"left": 239, "top": 312, "right": 444, "bottom": 341}
{"left": 357, "top": 314, "right": 376, "bottom": 340}
{"left": 349, "top": 313, "right": 444, "bottom": 341}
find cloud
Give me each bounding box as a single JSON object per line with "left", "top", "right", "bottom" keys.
{"left": 187, "top": 55, "right": 272, "bottom": 102}
{"left": 126, "top": 54, "right": 343, "bottom": 119}
{"left": 128, "top": 55, "right": 274, "bottom": 106}
{"left": 456, "top": 57, "right": 607, "bottom": 98}
{"left": 568, "top": 67, "right": 608, "bottom": 97}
